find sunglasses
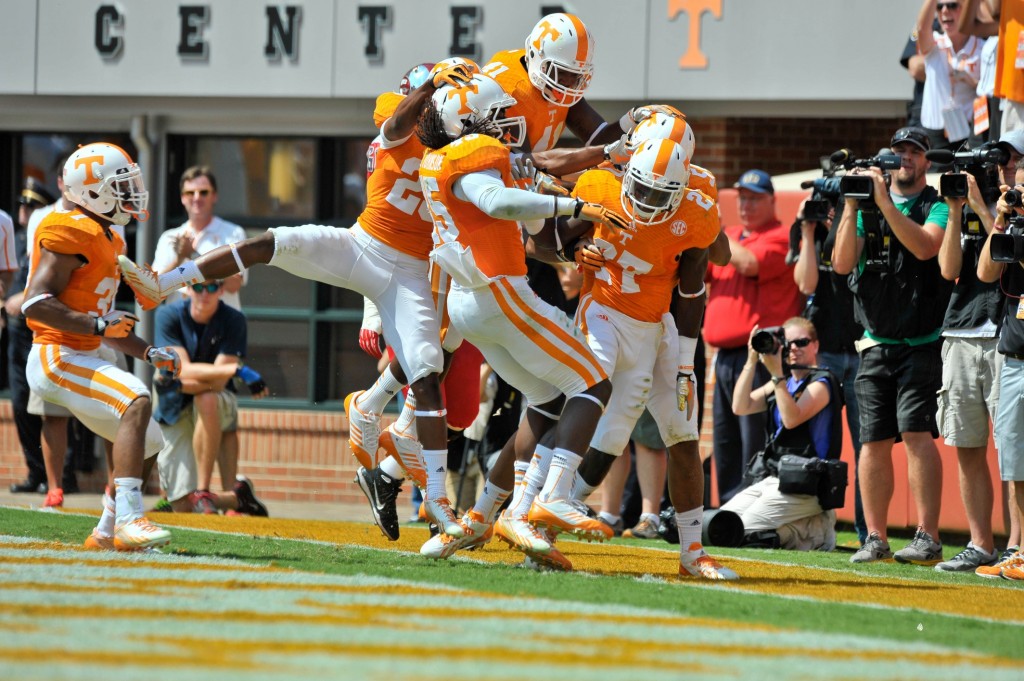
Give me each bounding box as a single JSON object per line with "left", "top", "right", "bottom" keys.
{"left": 182, "top": 189, "right": 211, "bottom": 197}
{"left": 786, "top": 338, "right": 813, "bottom": 349}
{"left": 190, "top": 282, "right": 222, "bottom": 293}
{"left": 936, "top": 2, "right": 960, "bottom": 9}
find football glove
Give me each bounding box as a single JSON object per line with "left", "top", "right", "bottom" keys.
{"left": 359, "top": 298, "right": 385, "bottom": 359}
{"left": 676, "top": 368, "right": 696, "bottom": 420}
{"left": 236, "top": 364, "right": 268, "bottom": 397}
{"left": 432, "top": 63, "right": 472, "bottom": 88}
{"left": 94, "top": 310, "right": 139, "bottom": 338}
{"left": 574, "top": 200, "right": 631, "bottom": 231}
{"left": 620, "top": 104, "right": 685, "bottom": 132}
{"left": 511, "top": 156, "right": 569, "bottom": 196}
{"left": 145, "top": 346, "right": 181, "bottom": 379}
{"left": 573, "top": 242, "right": 605, "bottom": 272}
{"left": 603, "top": 135, "right": 631, "bottom": 166}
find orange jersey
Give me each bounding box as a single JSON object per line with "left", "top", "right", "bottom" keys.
{"left": 27, "top": 209, "right": 124, "bottom": 351}
{"left": 572, "top": 169, "right": 719, "bottom": 322}
{"left": 419, "top": 134, "right": 527, "bottom": 282}
{"left": 373, "top": 91, "right": 404, "bottom": 128}
{"left": 483, "top": 50, "right": 568, "bottom": 152}
{"left": 688, "top": 163, "right": 718, "bottom": 202}
{"left": 359, "top": 92, "right": 434, "bottom": 259}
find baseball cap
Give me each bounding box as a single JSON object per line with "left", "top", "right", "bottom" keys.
{"left": 733, "top": 169, "right": 774, "bottom": 194}
{"left": 17, "top": 177, "right": 55, "bottom": 209}
{"left": 996, "top": 129, "right": 1024, "bottom": 156}
{"left": 890, "top": 126, "right": 930, "bottom": 152}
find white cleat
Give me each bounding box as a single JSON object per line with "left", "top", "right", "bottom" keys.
{"left": 378, "top": 425, "right": 426, "bottom": 490}
{"left": 423, "top": 497, "right": 464, "bottom": 538}
{"left": 494, "top": 512, "right": 552, "bottom": 554}
{"left": 679, "top": 543, "right": 739, "bottom": 581}
{"left": 117, "top": 255, "right": 163, "bottom": 311}
{"left": 113, "top": 516, "right": 171, "bottom": 551}
{"left": 420, "top": 511, "right": 493, "bottom": 559}
{"left": 528, "top": 498, "right": 613, "bottom": 542}
{"left": 344, "top": 391, "right": 382, "bottom": 470}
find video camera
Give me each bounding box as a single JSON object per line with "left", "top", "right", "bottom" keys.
{"left": 833, "top": 150, "right": 902, "bottom": 206}
{"left": 992, "top": 189, "right": 1024, "bottom": 263}
{"left": 931, "top": 143, "right": 1008, "bottom": 205}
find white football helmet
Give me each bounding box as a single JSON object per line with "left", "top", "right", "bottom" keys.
{"left": 621, "top": 139, "right": 689, "bottom": 225}
{"left": 626, "top": 111, "right": 696, "bottom": 161}
{"left": 525, "top": 13, "right": 595, "bottom": 107}
{"left": 432, "top": 74, "right": 526, "bottom": 147}
{"left": 399, "top": 63, "right": 436, "bottom": 95}
{"left": 63, "top": 143, "right": 148, "bottom": 226}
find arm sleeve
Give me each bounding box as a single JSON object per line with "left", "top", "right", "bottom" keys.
{"left": 453, "top": 171, "right": 572, "bottom": 228}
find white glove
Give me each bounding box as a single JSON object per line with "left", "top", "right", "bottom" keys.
{"left": 145, "top": 346, "right": 181, "bottom": 379}
{"left": 94, "top": 310, "right": 139, "bottom": 338}
{"left": 603, "top": 134, "right": 630, "bottom": 166}
{"left": 512, "top": 156, "right": 568, "bottom": 196}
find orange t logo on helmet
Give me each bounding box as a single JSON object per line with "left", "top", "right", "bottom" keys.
{"left": 531, "top": 20, "right": 560, "bottom": 51}
{"left": 452, "top": 81, "right": 481, "bottom": 116}
{"left": 74, "top": 156, "right": 105, "bottom": 185}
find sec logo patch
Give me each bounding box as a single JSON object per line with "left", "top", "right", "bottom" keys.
{"left": 671, "top": 220, "right": 688, "bottom": 236}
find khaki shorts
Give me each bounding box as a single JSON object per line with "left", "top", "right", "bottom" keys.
{"left": 936, "top": 337, "right": 1002, "bottom": 448}
{"left": 156, "top": 391, "right": 238, "bottom": 502}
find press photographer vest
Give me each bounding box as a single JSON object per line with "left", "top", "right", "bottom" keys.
{"left": 850, "top": 186, "right": 954, "bottom": 340}
{"left": 943, "top": 209, "right": 1004, "bottom": 330}
{"left": 807, "top": 208, "right": 864, "bottom": 353}
{"left": 762, "top": 369, "right": 844, "bottom": 473}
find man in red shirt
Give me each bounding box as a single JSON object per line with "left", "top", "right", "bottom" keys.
{"left": 704, "top": 170, "right": 803, "bottom": 503}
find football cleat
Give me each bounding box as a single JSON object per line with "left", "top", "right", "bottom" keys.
{"left": 378, "top": 425, "right": 426, "bottom": 490}
{"left": 494, "top": 511, "right": 552, "bottom": 555}
{"left": 522, "top": 547, "right": 573, "bottom": 572}
{"left": 83, "top": 529, "right": 115, "bottom": 551}
{"left": 528, "top": 498, "right": 613, "bottom": 542}
{"left": 117, "top": 255, "right": 163, "bottom": 311}
{"left": 355, "top": 466, "right": 402, "bottom": 541}
{"left": 423, "top": 497, "right": 464, "bottom": 538}
{"left": 420, "top": 511, "right": 493, "bottom": 559}
{"left": 345, "top": 390, "right": 381, "bottom": 469}
{"left": 679, "top": 543, "right": 739, "bottom": 581}
{"left": 113, "top": 517, "right": 171, "bottom": 551}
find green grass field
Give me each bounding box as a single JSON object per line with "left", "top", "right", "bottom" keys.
{"left": 1, "top": 505, "right": 1021, "bottom": 680}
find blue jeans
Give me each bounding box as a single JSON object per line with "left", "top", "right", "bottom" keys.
{"left": 818, "top": 350, "right": 867, "bottom": 544}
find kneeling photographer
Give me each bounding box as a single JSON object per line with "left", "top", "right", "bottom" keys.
{"left": 726, "top": 318, "right": 844, "bottom": 551}
{"left": 977, "top": 162, "right": 1024, "bottom": 578}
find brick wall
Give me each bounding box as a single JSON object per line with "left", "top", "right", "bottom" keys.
{"left": 691, "top": 116, "right": 905, "bottom": 186}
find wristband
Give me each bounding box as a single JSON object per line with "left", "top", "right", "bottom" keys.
{"left": 678, "top": 335, "right": 698, "bottom": 370}
{"left": 94, "top": 316, "right": 106, "bottom": 336}
{"left": 771, "top": 376, "right": 785, "bottom": 387}
{"left": 572, "top": 199, "right": 584, "bottom": 219}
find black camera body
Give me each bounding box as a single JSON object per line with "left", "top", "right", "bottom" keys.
{"left": 933, "top": 143, "right": 1009, "bottom": 204}
{"left": 991, "top": 215, "right": 1024, "bottom": 263}
{"left": 751, "top": 326, "right": 786, "bottom": 354}
{"left": 939, "top": 173, "right": 969, "bottom": 199}
{"left": 838, "top": 154, "right": 900, "bottom": 207}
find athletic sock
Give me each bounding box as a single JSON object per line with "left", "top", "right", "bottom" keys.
{"left": 97, "top": 489, "right": 116, "bottom": 537}
{"left": 506, "top": 461, "right": 530, "bottom": 516}
{"left": 394, "top": 395, "right": 417, "bottom": 436}
{"left": 358, "top": 366, "right": 404, "bottom": 414}
{"left": 571, "top": 473, "right": 597, "bottom": 502}
{"left": 538, "top": 448, "right": 582, "bottom": 503}
{"left": 422, "top": 449, "right": 447, "bottom": 500}
{"left": 511, "top": 446, "right": 553, "bottom": 516}
{"left": 113, "top": 477, "right": 145, "bottom": 526}
{"left": 473, "top": 482, "right": 511, "bottom": 523}
{"left": 158, "top": 260, "right": 203, "bottom": 291}
{"left": 379, "top": 456, "right": 405, "bottom": 481}
{"left": 676, "top": 505, "right": 704, "bottom": 552}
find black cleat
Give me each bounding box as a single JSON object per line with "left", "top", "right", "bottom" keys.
{"left": 356, "top": 466, "right": 402, "bottom": 541}
{"left": 233, "top": 476, "right": 269, "bottom": 517}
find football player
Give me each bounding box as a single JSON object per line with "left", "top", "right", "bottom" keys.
{"left": 22, "top": 143, "right": 179, "bottom": 552}
{"left": 413, "top": 74, "right": 630, "bottom": 568}
{"left": 118, "top": 62, "right": 477, "bottom": 541}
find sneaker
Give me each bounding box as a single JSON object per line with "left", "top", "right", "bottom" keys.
{"left": 117, "top": 255, "right": 163, "bottom": 310}
{"left": 622, "top": 515, "right": 660, "bottom": 539}
{"left": 494, "top": 512, "right": 552, "bottom": 555}
{"left": 935, "top": 543, "right": 997, "bottom": 572}
{"left": 679, "top": 543, "right": 739, "bottom": 581}
{"left": 1000, "top": 552, "right": 1024, "bottom": 580}
{"left": 420, "top": 511, "right": 493, "bottom": 559}
{"left": 355, "top": 466, "right": 402, "bottom": 541}
{"left": 83, "top": 529, "right": 115, "bottom": 551}
{"left": 190, "top": 490, "right": 218, "bottom": 514}
{"left": 42, "top": 488, "right": 64, "bottom": 510}
{"left": 345, "top": 391, "right": 381, "bottom": 470}
{"left": 233, "top": 476, "right": 269, "bottom": 517}
{"left": 378, "top": 426, "right": 426, "bottom": 490}
{"left": 528, "top": 498, "right": 613, "bottom": 542}
{"left": 849, "top": 532, "right": 893, "bottom": 564}
{"left": 977, "top": 547, "right": 1020, "bottom": 579}
{"left": 596, "top": 512, "right": 625, "bottom": 537}
{"left": 894, "top": 528, "right": 943, "bottom": 566}
{"left": 113, "top": 517, "right": 171, "bottom": 551}
{"left": 423, "top": 497, "right": 464, "bottom": 538}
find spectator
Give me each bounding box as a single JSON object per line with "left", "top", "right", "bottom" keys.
{"left": 916, "top": 0, "right": 984, "bottom": 150}
{"left": 6, "top": 178, "right": 52, "bottom": 496}
{"left": 726, "top": 318, "right": 841, "bottom": 551}
{"left": 976, "top": 158, "right": 1024, "bottom": 579}
{"left": 900, "top": 19, "right": 936, "bottom": 127}
{"left": 833, "top": 126, "right": 953, "bottom": 566}
{"left": 960, "top": 0, "right": 1024, "bottom": 135}
{"left": 996, "top": 130, "right": 1024, "bottom": 185}
{"left": 793, "top": 198, "right": 868, "bottom": 544}
{"left": 705, "top": 169, "right": 802, "bottom": 504}
{"left": 933, "top": 166, "right": 1003, "bottom": 572}
{"left": 153, "top": 279, "right": 268, "bottom": 515}
{"left": 153, "top": 166, "right": 246, "bottom": 309}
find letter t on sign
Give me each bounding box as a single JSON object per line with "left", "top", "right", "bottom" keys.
{"left": 667, "top": 0, "right": 722, "bottom": 70}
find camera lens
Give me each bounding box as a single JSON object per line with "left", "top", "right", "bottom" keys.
{"left": 751, "top": 330, "right": 779, "bottom": 354}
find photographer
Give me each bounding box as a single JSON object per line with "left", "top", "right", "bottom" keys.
{"left": 976, "top": 162, "right": 1024, "bottom": 580}
{"left": 725, "top": 318, "right": 840, "bottom": 551}
{"left": 793, "top": 196, "right": 868, "bottom": 545}
{"left": 933, "top": 169, "right": 1004, "bottom": 572}
{"left": 832, "top": 126, "right": 953, "bottom": 566}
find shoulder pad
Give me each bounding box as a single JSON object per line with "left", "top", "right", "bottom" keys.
{"left": 374, "top": 92, "right": 404, "bottom": 128}
{"left": 444, "top": 134, "right": 510, "bottom": 174}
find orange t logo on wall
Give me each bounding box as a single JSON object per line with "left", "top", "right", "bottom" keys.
{"left": 531, "top": 20, "right": 560, "bottom": 51}
{"left": 74, "top": 156, "right": 105, "bottom": 185}
{"left": 668, "top": 0, "right": 722, "bottom": 69}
